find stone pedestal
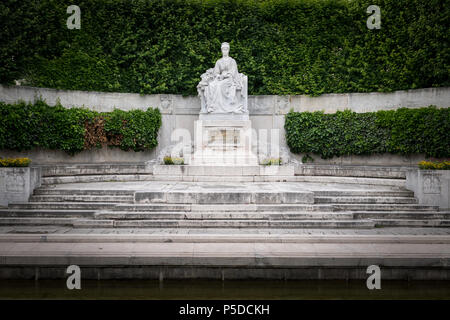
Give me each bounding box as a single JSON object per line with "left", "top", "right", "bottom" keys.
{"left": 0, "top": 167, "right": 41, "bottom": 206}
{"left": 406, "top": 169, "right": 450, "bottom": 209}
{"left": 191, "top": 114, "right": 258, "bottom": 165}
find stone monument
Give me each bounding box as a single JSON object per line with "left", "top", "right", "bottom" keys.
{"left": 192, "top": 42, "right": 257, "bottom": 165}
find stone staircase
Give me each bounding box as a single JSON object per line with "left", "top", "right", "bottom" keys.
{"left": 39, "top": 163, "right": 153, "bottom": 184}
{"left": 0, "top": 163, "right": 448, "bottom": 229}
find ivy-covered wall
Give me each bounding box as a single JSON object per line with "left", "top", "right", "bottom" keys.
{"left": 1, "top": 0, "right": 448, "bottom": 96}
{"left": 285, "top": 107, "right": 450, "bottom": 159}
{"left": 0, "top": 100, "right": 161, "bottom": 155}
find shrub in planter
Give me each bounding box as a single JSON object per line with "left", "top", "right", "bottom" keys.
{"left": 261, "top": 158, "right": 282, "bottom": 166}
{"left": 418, "top": 161, "right": 450, "bottom": 170}
{"left": 163, "top": 156, "right": 174, "bottom": 165}
{"left": 163, "top": 156, "right": 184, "bottom": 165}
{"left": 0, "top": 157, "right": 31, "bottom": 167}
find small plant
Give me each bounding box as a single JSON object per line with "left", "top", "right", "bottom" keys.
{"left": 418, "top": 161, "right": 450, "bottom": 170}
{"left": 301, "top": 154, "right": 314, "bottom": 163}
{"left": 163, "top": 156, "right": 184, "bottom": 165}
{"left": 0, "top": 157, "right": 32, "bottom": 167}
{"left": 261, "top": 158, "right": 282, "bottom": 166}
{"left": 172, "top": 157, "right": 184, "bottom": 165}
{"left": 163, "top": 156, "right": 173, "bottom": 165}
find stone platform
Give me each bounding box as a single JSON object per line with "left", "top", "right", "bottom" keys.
{"left": 1, "top": 163, "right": 449, "bottom": 279}
{"left": 1, "top": 230, "right": 450, "bottom": 280}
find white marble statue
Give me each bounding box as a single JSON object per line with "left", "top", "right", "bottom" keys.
{"left": 197, "top": 42, "right": 248, "bottom": 114}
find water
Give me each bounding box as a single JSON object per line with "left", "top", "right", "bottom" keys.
{"left": 1, "top": 280, "right": 449, "bottom": 300}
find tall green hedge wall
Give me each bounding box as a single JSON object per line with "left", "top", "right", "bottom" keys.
{"left": 0, "top": 100, "right": 161, "bottom": 155}
{"left": 285, "top": 107, "right": 450, "bottom": 159}
{"left": 1, "top": 0, "right": 448, "bottom": 95}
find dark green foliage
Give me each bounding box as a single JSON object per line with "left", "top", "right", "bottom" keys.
{"left": 0, "top": 100, "right": 94, "bottom": 155}
{"left": 1, "top": 0, "right": 448, "bottom": 95}
{"left": 285, "top": 107, "right": 450, "bottom": 159}
{"left": 375, "top": 107, "right": 450, "bottom": 158}
{"left": 103, "top": 108, "right": 161, "bottom": 152}
{"left": 0, "top": 100, "right": 161, "bottom": 155}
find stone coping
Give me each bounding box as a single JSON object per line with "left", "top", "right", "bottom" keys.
{"left": 152, "top": 164, "right": 295, "bottom": 176}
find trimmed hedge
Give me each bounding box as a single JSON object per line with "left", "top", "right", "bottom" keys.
{"left": 0, "top": 100, "right": 161, "bottom": 155}
{"left": 1, "top": 0, "right": 449, "bottom": 95}
{"left": 285, "top": 106, "right": 450, "bottom": 159}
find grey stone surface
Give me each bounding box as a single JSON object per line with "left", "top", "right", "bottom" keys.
{"left": 0, "top": 147, "right": 157, "bottom": 164}
{"left": 0, "top": 239, "right": 449, "bottom": 280}
{"left": 406, "top": 169, "right": 450, "bottom": 209}
{"left": 2, "top": 84, "right": 448, "bottom": 165}
{"left": 152, "top": 164, "right": 295, "bottom": 176}
{"left": 133, "top": 181, "right": 314, "bottom": 204}
{"left": 2, "top": 85, "right": 447, "bottom": 114}
{"left": 0, "top": 167, "right": 41, "bottom": 206}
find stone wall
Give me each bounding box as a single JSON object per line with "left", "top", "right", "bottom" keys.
{"left": 0, "top": 167, "right": 41, "bottom": 206}
{"left": 406, "top": 170, "right": 450, "bottom": 210}
{"left": 1, "top": 84, "right": 449, "bottom": 164}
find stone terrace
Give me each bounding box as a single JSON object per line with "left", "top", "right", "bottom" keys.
{"left": 0, "top": 163, "right": 449, "bottom": 280}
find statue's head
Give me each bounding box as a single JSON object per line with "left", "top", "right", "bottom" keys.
{"left": 221, "top": 42, "right": 230, "bottom": 57}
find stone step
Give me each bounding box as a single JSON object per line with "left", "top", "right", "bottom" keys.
{"left": 153, "top": 165, "right": 294, "bottom": 176}
{"left": 134, "top": 190, "right": 314, "bottom": 204}
{"left": 7, "top": 202, "right": 437, "bottom": 213}
{"left": 373, "top": 219, "right": 450, "bottom": 227}
{"left": 2, "top": 208, "right": 446, "bottom": 221}
{"left": 40, "top": 163, "right": 149, "bottom": 177}
{"left": 295, "top": 165, "right": 408, "bottom": 179}
{"left": 333, "top": 204, "right": 438, "bottom": 211}
{"left": 93, "top": 211, "right": 354, "bottom": 220}
{"left": 0, "top": 217, "right": 76, "bottom": 226}
{"left": 33, "top": 187, "right": 413, "bottom": 198}
{"left": 354, "top": 211, "right": 450, "bottom": 220}
{"left": 8, "top": 202, "right": 119, "bottom": 210}
{"left": 313, "top": 190, "right": 414, "bottom": 197}
{"left": 290, "top": 176, "right": 405, "bottom": 187}
{"left": 73, "top": 219, "right": 375, "bottom": 229}
{"left": 42, "top": 174, "right": 153, "bottom": 184}
{"left": 148, "top": 175, "right": 406, "bottom": 186}
{"left": 0, "top": 209, "right": 95, "bottom": 218}
{"left": 3, "top": 216, "right": 449, "bottom": 228}
{"left": 33, "top": 189, "right": 135, "bottom": 196}
{"left": 29, "top": 195, "right": 134, "bottom": 203}
{"left": 2, "top": 238, "right": 449, "bottom": 280}
{"left": 5, "top": 233, "right": 450, "bottom": 244}
{"left": 112, "top": 204, "right": 336, "bottom": 212}
{"left": 315, "top": 196, "right": 417, "bottom": 204}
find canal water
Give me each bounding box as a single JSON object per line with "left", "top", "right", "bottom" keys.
{"left": 1, "top": 280, "right": 449, "bottom": 299}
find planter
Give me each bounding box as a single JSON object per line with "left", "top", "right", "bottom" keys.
{"left": 406, "top": 169, "right": 450, "bottom": 209}
{"left": 0, "top": 167, "right": 41, "bottom": 207}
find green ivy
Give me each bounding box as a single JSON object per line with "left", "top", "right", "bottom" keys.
{"left": 103, "top": 108, "right": 161, "bottom": 152}
{"left": 1, "top": 0, "right": 448, "bottom": 95}
{"left": 285, "top": 106, "right": 450, "bottom": 159}
{"left": 0, "top": 100, "right": 161, "bottom": 155}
